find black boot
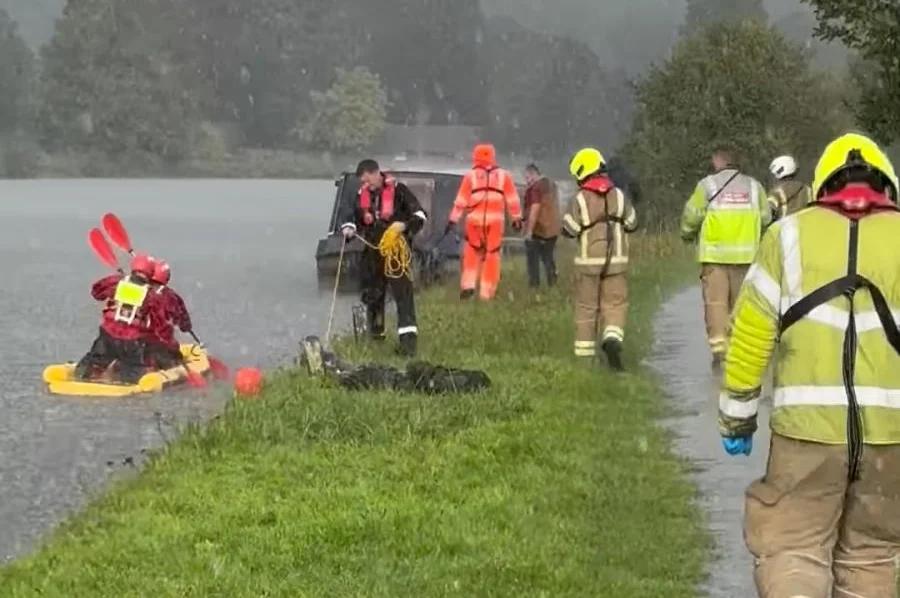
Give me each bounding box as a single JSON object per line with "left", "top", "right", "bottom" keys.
{"left": 602, "top": 339, "right": 624, "bottom": 372}
{"left": 397, "top": 333, "right": 418, "bottom": 358}
{"left": 460, "top": 289, "right": 475, "bottom": 301}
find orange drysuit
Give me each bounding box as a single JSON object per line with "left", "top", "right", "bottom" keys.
{"left": 449, "top": 165, "right": 522, "bottom": 300}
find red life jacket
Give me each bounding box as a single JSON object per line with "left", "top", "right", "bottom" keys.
{"left": 580, "top": 174, "right": 614, "bottom": 195}
{"left": 359, "top": 176, "right": 396, "bottom": 222}
{"left": 818, "top": 184, "right": 897, "bottom": 220}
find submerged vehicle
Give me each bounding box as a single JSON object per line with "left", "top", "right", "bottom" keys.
{"left": 43, "top": 344, "right": 211, "bottom": 398}
{"left": 315, "top": 170, "right": 525, "bottom": 292}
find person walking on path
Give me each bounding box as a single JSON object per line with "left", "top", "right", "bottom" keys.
{"left": 523, "top": 163, "right": 561, "bottom": 288}
{"left": 562, "top": 147, "right": 637, "bottom": 371}
{"left": 718, "top": 133, "right": 900, "bottom": 597}
{"left": 767, "top": 154, "right": 813, "bottom": 221}
{"left": 680, "top": 147, "right": 771, "bottom": 370}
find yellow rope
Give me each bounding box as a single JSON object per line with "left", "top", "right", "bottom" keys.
{"left": 378, "top": 225, "right": 412, "bottom": 279}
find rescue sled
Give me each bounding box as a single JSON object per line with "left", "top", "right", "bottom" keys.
{"left": 42, "top": 344, "right": 211, "bottom": 398}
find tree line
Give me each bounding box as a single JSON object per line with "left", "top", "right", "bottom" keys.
{"left": 0, "top": 0, "right": 633, "bottom": 173}
{"left": 0, "top": 0, "right": 895, "bottom": 192}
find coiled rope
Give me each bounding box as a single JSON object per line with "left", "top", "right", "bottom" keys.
{"left": 356, "top": 226, "right": 412, "bottom": 279}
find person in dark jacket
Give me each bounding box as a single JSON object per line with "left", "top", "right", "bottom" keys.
{"left": 340, "top": 159, "right": 428, "bottom": 357}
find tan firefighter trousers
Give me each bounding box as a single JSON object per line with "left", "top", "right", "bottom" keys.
{"left": 700, "top": 263, "right": 749, "bottom": 355}
{"left": 745, "top": 434, "right": 900, "bottom": 598}
{"left": 573, "top": 272, "right": 628, "bottom": 357}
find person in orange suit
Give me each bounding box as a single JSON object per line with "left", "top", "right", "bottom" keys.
{"left": 445, "top": 143, "right": 523, "bottom": 300}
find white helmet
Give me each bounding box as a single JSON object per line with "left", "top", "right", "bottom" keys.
{"left": 769, "top": 155, "right": 798, "bottom": 180}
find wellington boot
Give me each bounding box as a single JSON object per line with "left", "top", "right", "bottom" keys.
{"left": 397, "top": 333, "right": 418, "bottom": 358}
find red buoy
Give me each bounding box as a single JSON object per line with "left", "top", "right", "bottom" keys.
{"left": 234, "top": 367, "right": 263, "bottom": 398}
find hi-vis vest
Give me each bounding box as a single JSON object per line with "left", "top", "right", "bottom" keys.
{"left": 681, "top": 169, "right": 769, "bottom": 264}
{"left": 112, "top": 279, "right": 150, "bottom": 325}
{"left": 721, "top": 206, "right": 900, "bottom": 477}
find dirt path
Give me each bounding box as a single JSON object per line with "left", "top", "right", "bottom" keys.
{"left": 648, "top": 286, "right": 771, "bottom": 597}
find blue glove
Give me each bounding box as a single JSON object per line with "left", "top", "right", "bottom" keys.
{"left": 722, "top": 436, "right": 753, "bottom": 456}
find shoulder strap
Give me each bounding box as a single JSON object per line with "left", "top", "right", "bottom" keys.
{"left": 707, "top": 171, "right": 741, "bottom": 204}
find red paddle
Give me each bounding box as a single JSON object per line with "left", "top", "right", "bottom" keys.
{"left": 102, "top": 212, "right": 135, "bottom": 256}
{"left": 88, "top": 228, "right": 123, "bottom": 272}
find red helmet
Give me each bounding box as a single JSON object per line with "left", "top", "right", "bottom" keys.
{"left": 130, "top": 254, "right": 155, "bottom": 278}
{"left": 152, "top": 260, "right": 171, "bottom": 285}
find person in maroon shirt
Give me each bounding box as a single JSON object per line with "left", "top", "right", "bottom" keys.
{"left": 144, "top": 259, "right": 194, "bottom": 369}
{"left": 74, "top": 254, "right": 164, "bottom": 383}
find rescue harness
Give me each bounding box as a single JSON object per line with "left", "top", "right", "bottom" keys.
{"left": 464, "top": 166, "right": 507, "bottom": 256}
{"left": 778, "top": 209, "right": 900, "bottom": 481}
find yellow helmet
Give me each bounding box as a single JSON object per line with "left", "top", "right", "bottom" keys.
{"left": 812, "top": 132, "right": 898, "bottom": 202}
{"left": 569, "top": 148, "right": 606, "bottom": 181}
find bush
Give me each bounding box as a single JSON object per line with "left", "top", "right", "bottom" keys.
{"left": 622, "top": 21, "right": 854, "bottom": 223}
{"left": 299, "top": 67, "right": 389, "bottom": 153}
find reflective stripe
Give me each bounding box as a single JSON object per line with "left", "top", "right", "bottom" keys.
{"left": 575, "top": 340, "right": 596, "bottom": 357}
{"left": 575, "top": 255, "right": 629, "bottom": 266}
{"left": 780, "top": 216, "right": 803, "bottom": 306}
{"left": 577, "top": 192, "right": 590, "bottom": 260}
{"left": 413, "top": 210, "right": 427, "bottom": 221}
{"left": 781, "top": 304, "right": 900, "bottom": 333}
{"left": 614, "top": 189, "right": 624, "bottom": 258}
{"left": 398, "top": 326, "right": 418, "bottom": 335}
{"left": 602, "top": 326, "right": 624, "bottom": 342}
{"left": 746, "top": 263, "right": 780, "bottom": 312}
{"left": 774, "top": 386, "right": 900, "bottom": 409}
{"left": 563, "top": 214, "right": 581, "bottom": 235}
{"left": 719, "top": 393, "right": 759, "bottom": 418}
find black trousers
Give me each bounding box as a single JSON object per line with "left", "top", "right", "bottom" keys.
{"left": 74, "top": 327, "right": 146, "bottom": 384}
{"left": 360, "top": 248, "right": 417, "bottom": 339}
{"left": 525, "top": 236, "right": 558, "bottom": 287}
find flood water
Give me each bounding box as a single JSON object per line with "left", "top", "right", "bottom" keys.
{"left": 0, "top": 179, "right": 354, "bottom": 561}
{"left": 649, "top": 286, "right": 771, "bottom": 597}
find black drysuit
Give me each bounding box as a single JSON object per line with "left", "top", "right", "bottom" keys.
{"left": 340, "top": 175, "right": 427, "bottom": 356}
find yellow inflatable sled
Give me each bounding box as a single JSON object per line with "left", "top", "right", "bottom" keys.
{"left": 43, "top": 344, "right": 211, "bottom": 398}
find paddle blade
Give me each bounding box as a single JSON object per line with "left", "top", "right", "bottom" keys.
{"left": 208, "top": 357, "right": 230, "bottom": 381}
{"left": 88, "top": 228, "right": 119, "bottom": 270}
{"left": 102, "top": 213, "right": 133, "bottom": 254}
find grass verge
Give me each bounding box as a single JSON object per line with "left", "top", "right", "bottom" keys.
{"left": 0, "top": 234, "right": 705, "bottom": 597}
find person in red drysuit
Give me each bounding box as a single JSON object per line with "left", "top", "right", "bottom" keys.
{"left": 75, "top": 254, "right": 163, "bottom": 383}
{"left": 144, "top": 259, "right": 194, "bottom": 370}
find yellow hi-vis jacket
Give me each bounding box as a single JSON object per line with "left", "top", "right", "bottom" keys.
{"left": 719, "top": 206, "right": 900, "bottom": 448}
{"left": 680, "top": 169, "right": 772, "bottom": 264}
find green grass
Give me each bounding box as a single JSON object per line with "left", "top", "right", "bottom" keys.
{"left": 0, "top": 234, "right": 706, "bottom": 597}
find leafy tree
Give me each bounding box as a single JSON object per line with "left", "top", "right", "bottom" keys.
{"left": 38, "top": 0, "right": 200, "bottom": 162}
{"left": 683, "top": 0, "right": 768, "bottom": 33}
{"left": 300, "top": 67, "right": 388, "bottom": 153}
{"left": 803, "top": 0, "right": 900, "bottom": 141}
{"left": 0, "top": 8, "right": 34, "bottom": 134}
{"left": 623, "top": 21, "right": 853, "bottom": 222}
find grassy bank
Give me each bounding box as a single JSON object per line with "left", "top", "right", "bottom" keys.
{"left": 0, "top": 235, "right": 705, "bottom": 597}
